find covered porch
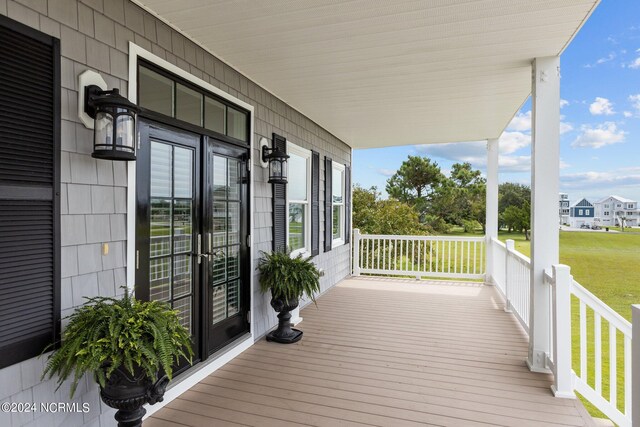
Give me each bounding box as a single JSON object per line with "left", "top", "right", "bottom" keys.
{"left": 146, "top": 277, "right": 594, "bottom": 426}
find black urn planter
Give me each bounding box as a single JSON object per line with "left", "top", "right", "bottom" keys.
{"left": 99, "top": 365, "right": 169, "bottom": 427}
{"left": 266, "top": 294, "right": 303, "bottom": 344}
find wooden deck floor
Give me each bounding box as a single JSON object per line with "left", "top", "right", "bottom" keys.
{"left": 147, "top": 277, "right": 594, "bottom": 427}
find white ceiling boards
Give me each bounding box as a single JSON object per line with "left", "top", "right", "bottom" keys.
{"left": 135, "top": 0, "right": 599, "bottom": 148}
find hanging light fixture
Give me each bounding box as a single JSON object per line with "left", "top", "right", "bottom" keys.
{"left": 83, "top": 85, "right": 139, "bottom": 161}
{"left": 260, "top": 137, "right": 290, "bottom": 184}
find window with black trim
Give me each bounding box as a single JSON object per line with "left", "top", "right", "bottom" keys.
{"left": 0, "top": 15, "right": 60, "bottom": 369}
{"left": 137, "top": 62, "right": 249, "bottom": 142}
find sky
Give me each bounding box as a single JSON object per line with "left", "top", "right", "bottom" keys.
{"left": 352, "top": 0, "right": 640, "bottom": 204}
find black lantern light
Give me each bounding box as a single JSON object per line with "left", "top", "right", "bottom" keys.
{"left": 84, "top": 85, "right": 139, "bottom": 161}
{"left": 262, "top": 144, "right": 290, "bottom": 184}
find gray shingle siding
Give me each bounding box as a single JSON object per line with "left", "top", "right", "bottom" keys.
{"left": 0, "top": 1, "right": 351, "bottom": 425}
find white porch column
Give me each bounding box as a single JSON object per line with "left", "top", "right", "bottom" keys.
{"left": 528, "top": 56, "right": 561, "bottom": 372}
{"left": 485, "top": 138, "right": 499, "bottom": 285}
{"left": 632, "top": 305, "right": 640, "bottom": 427}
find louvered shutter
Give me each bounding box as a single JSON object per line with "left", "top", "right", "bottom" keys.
{"left": 324, "top": 157, "right": 332, "bottom": 252}
{"left": 345, "top": 165, "right": 351, "bottom": 244}
{"left": 272, "top": 133, "right": 287, "bottom": 251}
{"left": 311, "top": 151, "right": 319, "bottom": 256}
{"left": 0, "top": 16, "right": 60, "bottom": 369}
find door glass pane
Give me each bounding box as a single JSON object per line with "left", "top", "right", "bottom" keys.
{"left": 288, "top": 153, "right": 307, "bottom": 201}
{"left": 228, "top": 202, "right": 240, "bottom": 245}
{"left": 150, "top": 199, "right": 171, "bottom": 257}
{"left": 227, "top": 245, "right": 239, "bottom": 279}
{"left": 173, "top": 255, "right": 191, "bottom": 298}
{"left": 139, "top": 66, "right": 173, "bottom": 116}
{"left": 289, "top": 203, "right": 305, "bottom": 250}
{"left": 205, "top": 97, "right": 225, "bottom": 134}
{"left": 211, "top": 248, "right": 226, "bottom": 284}
{"left": 174, "top": 147, "right": 193, "bottom": 198}
{"left": 213, "top": 156, "right": 227, "bottom": 199}
{"left": 212, "top": 201, "right": 226, "bottom": 247}
{"left": 173, "top": 200, "right": 192, "bottom": 253}
{"left": 151, "top": 142, "right": 172, "bottom": 197}
{"left": 173, "top": 296, "right": 192, "bottom": 334}
{"left": 228, "top": 159, "right": 239, "bottom": 201}
{"left": 176, "top": 83, "right": 203, "bottom": 126}
{"left": 227, "top": 280, "right": 240, "bottom": 317}
{"left": 149, "top": 258, "right": 171, "bottom": 302}
{"left": 211, "top": 284, "right": 226, "bottom": 324}
{"left": 227, "top": 107, "right": 247, "bottom": 141}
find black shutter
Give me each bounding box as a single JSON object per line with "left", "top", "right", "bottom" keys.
{"left": 272, "top": 133, "right": 287, "bottom": 251}
{"left": 311, "top": 151, "right": 320, "bottom": 256}
{"left": 324, "top": 157, "right": 332, "bottom": 252}
{"left": 0, "top": 16, "right": 60, "bottom": 369}
{"left": 345, "top": 165, "right": 351, "bottom": 244}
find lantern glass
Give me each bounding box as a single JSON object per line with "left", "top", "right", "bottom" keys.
{"left": 94, "top": 112, "right": 113, "bottom": 153}
{"left": 115, "top": 113, "right": 135, "bottom": 151}
{"left": 268, "top": 157, "right": 288, "bottom": 184}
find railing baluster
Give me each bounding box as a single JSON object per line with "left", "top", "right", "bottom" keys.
{"left": 580, "top": 301, "right": 587, "bottom": 382}
{"left": 429, "top": 240, "right": 433, "bottom": 272}
{"left": 595, "top": 313, "right": 602, "bottom": 394}
{"left": 609, "top": 324, "right": 617, "bottom": 408}
{"left": 624, "top": 335, "right": 631, "bottom": 415}
{"left": 454, "top": 239, "right": 458, "bottom": 273}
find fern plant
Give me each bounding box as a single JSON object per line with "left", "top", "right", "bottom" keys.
{"left": 42, "top": 288, "right": 193, "bottom": 398}
{"left": 258, "top": 249, "right": 321, "bottom": 303}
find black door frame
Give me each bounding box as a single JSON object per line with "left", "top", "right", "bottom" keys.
{"left": 135, "top": 117, "right": 251, "bottom": 366}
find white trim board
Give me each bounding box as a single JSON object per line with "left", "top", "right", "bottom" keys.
{"left": 126, "top": 41, "right": 257, "bottom": 406}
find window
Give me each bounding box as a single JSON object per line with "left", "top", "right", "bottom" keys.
{"left": 627, "top": 211, "right": 633, "bottom": 216}
{"left": 287, "top": 143, "right": 311, "bottom": 255}
{"left": 628, "top": 203, "right": 635, "bottom": 209}
{"left": 0, "top": 15, "right": 60, "bottom": 369}
{"left": 617, "top": 204, "right": 622, "bottom": 208}
{"left": 579, "top": 209, "right": 583, "bottom": 215}
{"left": 604, "top": 204, "right": 610, "bottom": 208}
{"left": 332, "top": 162, "right": 345, "bottom": 246}
{"left": 138, "top": 63, "right": 249, "bottom": 142}
{"left": 604, "top": 211, "right": 610, "bottom": 216}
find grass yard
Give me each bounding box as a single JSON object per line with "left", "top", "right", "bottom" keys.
{"left": 497, "top": 230, "right": 640, "bottom": 419}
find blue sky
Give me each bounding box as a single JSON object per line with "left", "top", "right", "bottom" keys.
{"left": 353, "top": 0, "right": 640, "bottom": 203}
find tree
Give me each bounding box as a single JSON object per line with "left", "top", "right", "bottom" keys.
{"left": 385, "top": 156, "right": 444, "bottom": 213}
{"left": 352, "top": 184, "right": 426, "bottom": 235}
{"left": 502, "top": 202, "right": 531, "bottom": 239}
{"left": 499, "top": 183, "right": 530, "bottom": 214}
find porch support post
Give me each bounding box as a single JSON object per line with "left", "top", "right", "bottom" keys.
{"left": 551, "top": 264, "right": 575, "bottom": 398}
{"left": 527, "top": 56, "right": 561, "bottom": 373}
{"left": 485, "top": 138, "right": 499, "bottom": 285}
{"left": 632, "top": 304, "right": 640, "bottom": 427}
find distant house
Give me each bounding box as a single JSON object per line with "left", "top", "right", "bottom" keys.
{"left": 594, "top": 195, "right": 639, "bottom": 227}
{"left": 559, "top": 193, "right": 570, "bottom": 224}
{"left": 569, "top": 198, "right": 595, "bottom": 228}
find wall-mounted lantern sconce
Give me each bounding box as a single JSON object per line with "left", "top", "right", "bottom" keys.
{"left": 259, "top": 137, "right": 289, "bottom": 184}
{"left": 78, "top": 70, "right": 139, "bottom": 161}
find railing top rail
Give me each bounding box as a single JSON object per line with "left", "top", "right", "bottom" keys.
{"left": 490, "top": 237, "right": 506, "bottom": 248}
{"left": 358, "top": 234, "right": 485, "bottom": 242}
{"left": 507, "top": 247, "right": 531, "bottom": 265}
{"left": 572, "top": 280, "right": 632, "bottom": 336}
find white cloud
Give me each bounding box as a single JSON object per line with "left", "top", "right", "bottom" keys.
{"left": 377, "top": 168, "right": 396, "bottom": 177}
{"left": 629, "top": 94, "right": 640, "bottom": 114}
{"left": 589, "top": 97, "right": 615, "bottom": 115}
{"left": 623, "top": 111, "right": 633, "bottom": 118}
{"left": 560, "top": 121, "right": 574, "bottom": 135}
{"left": 571, "top": 122, "right": 626, "bottom": 149}
{"left": 507, "top": 111, "right": 531, "bottom": 132}
{"left": 561, "top": 167, "right": 640, "bottom": 193}
{"left": 560, "top": 99, "right": 570, "bottom": 108}
{"left": 585, "top": 52, "right": 616, "bottom": 68}
{"left": 629, "top": 57, "right": 640, "bottom": 69}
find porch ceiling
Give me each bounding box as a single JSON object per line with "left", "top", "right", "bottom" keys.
{"left": 134, "top": 0, "right": 599, "bottom": 148}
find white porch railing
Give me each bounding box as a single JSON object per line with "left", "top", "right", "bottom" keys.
{"left": 352, "top": 229, "right": 485, "bottom": 280}
{"left": 490, "top": 238, "right": 531, "bottom": 334}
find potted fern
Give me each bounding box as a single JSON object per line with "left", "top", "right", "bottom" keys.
{"left": 258, "top": 249, "right": 321, "bottom": 343}
{"left": 42, "top": 288, "right": 193, "bottom": 427}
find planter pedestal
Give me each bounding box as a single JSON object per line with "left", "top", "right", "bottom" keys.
{"left": 100, "top": 366, "right": 169, "bottom": 427}
{"left": 266, "top": 296, "right": 303, "bottom": 344}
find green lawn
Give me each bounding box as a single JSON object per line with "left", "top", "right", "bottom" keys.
{"left": 495, "top": 230, "right": 639, "bottom": 419}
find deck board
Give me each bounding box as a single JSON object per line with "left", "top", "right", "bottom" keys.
{"left": 149, "top": 277, "right": 594, "bottom": 426}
